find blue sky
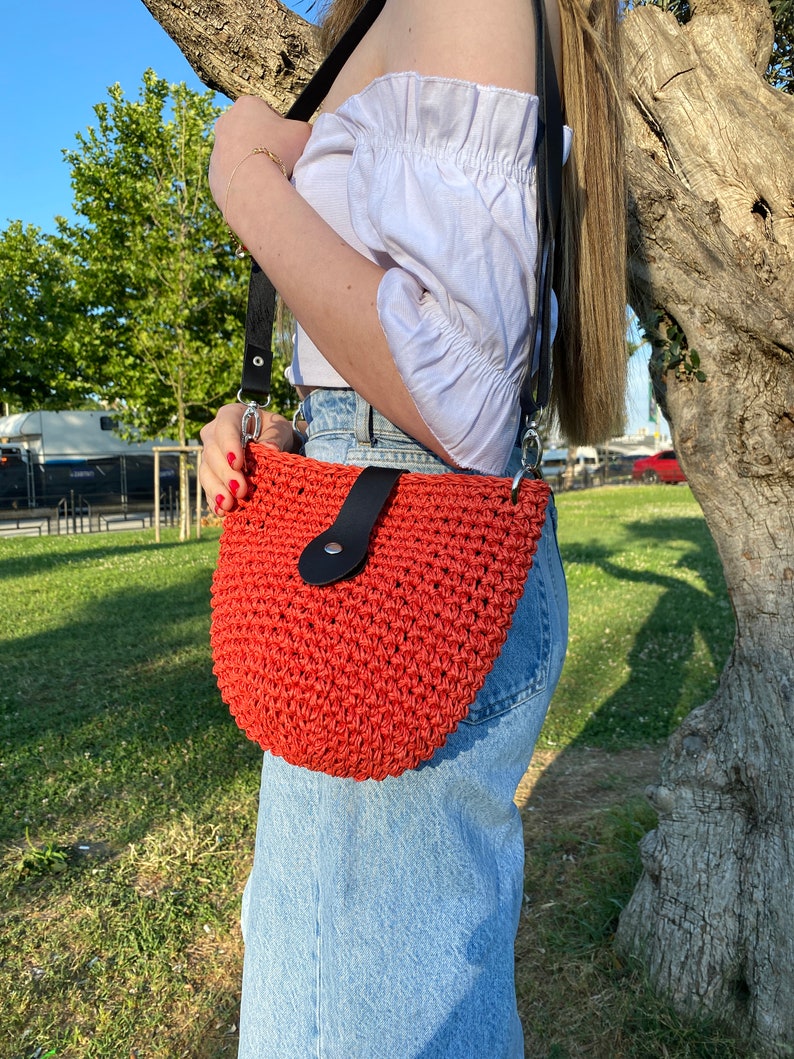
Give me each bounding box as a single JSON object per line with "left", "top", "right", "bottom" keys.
{"left": 0, "top": 0, "right": 315, "bottom": 231}
{"left": 1, "top": 0, "right": 654, "bottom": 434}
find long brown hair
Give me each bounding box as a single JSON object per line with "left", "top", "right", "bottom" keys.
{"left": 319, "top": 0, "right": 627, "bottom": 445}
{"left": 319, "top": 0, "right": 368, "bottom": 51}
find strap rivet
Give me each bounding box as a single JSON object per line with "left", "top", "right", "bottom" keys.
{"left": 324, "top": 542, "right": 344, "bottom": 555}
{"left": 253, "top": 355, "right": 264, "bottom": 367}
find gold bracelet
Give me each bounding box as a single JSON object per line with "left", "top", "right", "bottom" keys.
{"left": 223, "top": 146, "right": 288, "bottom": 259}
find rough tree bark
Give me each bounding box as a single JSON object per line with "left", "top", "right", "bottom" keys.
{"left": 139, "top": 0, "right": 321, "bottom": 106}
{"left": 614, "top": 4, "right": 794, "bottom": 1055}
{"left": 139, "top": 0, "right": 794, "bottom": 1051}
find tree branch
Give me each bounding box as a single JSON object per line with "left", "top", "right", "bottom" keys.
{"left": 138, "top": 0, "right": 322, "bottom": 107}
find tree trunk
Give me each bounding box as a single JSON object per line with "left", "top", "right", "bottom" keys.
{"left": 138, "top": 0, "right": 794, "bottom": 1049}
{"left": 176, "top": 369, "right": 190, "bottom": 541}
{"left": 614, "top": 3, "right": 794, "bottom": 1053}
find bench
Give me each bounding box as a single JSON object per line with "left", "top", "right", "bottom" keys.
{"left": 98, "top": 512, "right": 153, "bottom": 532}
{"left": 0, "top": 515, "right": 51, "bottom": 537}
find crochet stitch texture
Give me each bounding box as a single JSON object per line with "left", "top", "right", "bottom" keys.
{"left": 211, "top": 446, "right": 550, "bottom": 780}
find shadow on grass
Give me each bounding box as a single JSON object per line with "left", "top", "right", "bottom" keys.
{"left": 0, "top": 534, "right": 194, "bottom": 580}
{"left": 526, "top": 510, "right": 733, "bottom": 833}
{"left": 562, "top": 515, "right": 734, "bottom": 747}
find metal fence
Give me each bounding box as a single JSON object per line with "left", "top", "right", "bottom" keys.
{"left": 0, "top": 487, "right": 191, "bottom": 539}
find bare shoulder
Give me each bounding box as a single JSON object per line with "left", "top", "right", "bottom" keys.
{"left": 380, "top": 0, "right": 562, "bottom": 94}
{"left": 320, "top": 0, "right": 562, "bottom": 114}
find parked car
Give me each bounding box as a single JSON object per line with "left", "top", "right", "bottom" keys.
{"left": 632, "top": 449, "right": 686, "bottom": 484}
{"left": 602, "top": 451, "right": 645, "bottom": 479}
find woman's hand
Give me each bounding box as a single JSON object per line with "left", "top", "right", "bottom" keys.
{"left": 199, "top": 403, "right": 297, "bottom": 516}
{"left": 209, "top": 96, "right": 312, "bottom": 224}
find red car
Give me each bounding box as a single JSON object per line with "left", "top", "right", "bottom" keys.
{"left": 632, "top": 449, "right": 686, "bottom": 484}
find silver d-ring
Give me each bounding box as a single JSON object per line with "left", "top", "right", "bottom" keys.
{"left": 236, "top": 389, "right": 271, "bottom": 411}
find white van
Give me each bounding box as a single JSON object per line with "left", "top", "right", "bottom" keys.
{"left": 540, "top": 446, "right": 602, "bottom": 479}
{"left": 571, "top": 446, "right": 602, "bottom": 475}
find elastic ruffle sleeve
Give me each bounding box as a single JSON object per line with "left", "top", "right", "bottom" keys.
{"left": 338, "top": 74, "right": 543, "bottom": 474}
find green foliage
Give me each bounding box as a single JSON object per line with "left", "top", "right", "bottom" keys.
{"left": 0, "top": 71, "right": 303, "bottom": 434}
{"left": 4, "top": 829, "right": 68, "bottom": 881}
{"left": 62, "top": 70, "right": 249, "bottom": 442}
{"left": 641, "top": 312, "right": 706, "bottom": 383}
{"left": 0, "top": 73, "right": 257, "bottom": 433}
{"left": 770, "top": 0, "right": 794, "bottom": 88}
{"left": 0, "top": 222, "right": 84, "bottom": 409}
{"left": 626, "top": 0, "right": 691, "bottom": 17}
{"left": 656, "top": 327, "right": 705, "bottom": 383}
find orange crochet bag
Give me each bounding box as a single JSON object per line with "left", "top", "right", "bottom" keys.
{"left": 210, "top": 445, "right": 550, "bottom": 780}
{"left": 209, "top": 0, "right": 562, "bottom": 781}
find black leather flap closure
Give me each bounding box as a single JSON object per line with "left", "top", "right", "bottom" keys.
{"left": 298, "top": 465, "right": 403, "bottom": 586}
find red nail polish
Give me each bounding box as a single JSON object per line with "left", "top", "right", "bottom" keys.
{"left": 215, "top": 494, "right": 225, "bottom": 509}
{"left": 227, "top": 452, "right": 236, "bottom": 468}
{"left": 229, "top": 479, "right": 240, "bottom": 496}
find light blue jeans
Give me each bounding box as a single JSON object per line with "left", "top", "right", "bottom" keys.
{"left": 237, "top": 389, "right": 568, "bottom": 1058}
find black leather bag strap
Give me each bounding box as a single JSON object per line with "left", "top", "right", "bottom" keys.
{"left": 520, "top": 0, "right": 564, "bottom": 421}
{"left": 287, "top": 0, "right": 388, "bottom": 125}
{"left": 240, "top": 0, "right": 388, "bottom": 402}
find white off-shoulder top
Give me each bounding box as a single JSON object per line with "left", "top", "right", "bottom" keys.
{"left": 288, "top": 72, "right": 572, "bottom": 474}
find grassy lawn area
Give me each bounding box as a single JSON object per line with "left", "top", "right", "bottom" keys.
{"left": 548, "top": 485, "right": 734, "bottom": 750}
{"left": 1, "top": 486, "right": 739, "bottom": 1058}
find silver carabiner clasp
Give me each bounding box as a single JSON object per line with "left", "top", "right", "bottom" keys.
{"left": 237, "top": 390, "right": 272, "bottom": 448}
{"left": 237, "top": 390, "right": 268, "bottom": 448}
{"left": 241, "top": 403, "right": 261, "bottom": 447}
{"left": 511, "top": 415, "right": 545, "bottom": 503}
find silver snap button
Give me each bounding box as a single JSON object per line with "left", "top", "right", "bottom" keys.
{"left": 324, "top": 542, "right": 344, "bottom": 555}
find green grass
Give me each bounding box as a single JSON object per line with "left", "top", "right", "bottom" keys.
{"left": 1, "top": 528, "right": 256, "bottom": 1058}
{"left": 546, "top": 485, "right": 734, "bottom": 749}
{"left": 518, "top": 799, "right": 751, "bottom": 1058}
{"left": 0, "top": 488, "right": 738, "bottom": 1058}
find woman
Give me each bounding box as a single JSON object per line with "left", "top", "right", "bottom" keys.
{"left": 201, "top": 0, "right": 626, "bottom": 1054}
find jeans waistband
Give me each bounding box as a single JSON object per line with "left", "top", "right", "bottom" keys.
{"left": 301, "top": 387, "right": 461, "bottom": 472}
{"left": 300, "top": 388, "right": 540, "bottom": 487}
{"left": 300, "top": 388, "right": 417, "bottom": 445}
